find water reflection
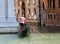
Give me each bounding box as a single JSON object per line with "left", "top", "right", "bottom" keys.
{"left": 38, "top": 26, "right": 60, "bottom": 33}
{"left": 0, "top": 34, "right": 60, "bottom": 44}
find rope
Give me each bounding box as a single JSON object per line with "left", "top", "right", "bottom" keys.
{"left": 29, "top": 26, "right": 46, "bottom": 38}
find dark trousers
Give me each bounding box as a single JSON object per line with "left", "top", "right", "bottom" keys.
{"left": 20, "top": 23, "right": 24, "bottom": 29}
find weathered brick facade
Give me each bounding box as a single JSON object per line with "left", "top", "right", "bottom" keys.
{"left": 40, "top": 0, "right": 60, "bottom": 26}
{"left": 14, "top": 0, "right": 60, "bottom": 26}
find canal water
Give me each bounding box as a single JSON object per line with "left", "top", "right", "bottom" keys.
{"left": 0, "top": 33, "right": 60, "bottom": 44}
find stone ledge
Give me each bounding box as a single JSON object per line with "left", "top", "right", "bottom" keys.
{"left": 0, "top": 22, "right": 18, "bottom": 27}
{"left": 0, "top": 32, "right": 18, "bottom": 34}
{"left": 0, "top": 27, "right": 18, "bottom": 32}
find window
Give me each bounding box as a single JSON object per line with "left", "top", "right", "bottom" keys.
{"left": 48, "top": 0, "right": 49, "bottom": 8}
{"left": 28, "top": 9, "right": 31, "bottom": 14}
{"left": 54, "top": 14, "right": 56, "bottom": 20}
{"left": 58, "top": 0, "right": 60, "bottom": 8}
{"left": 48, "top": 0, "right": 51, "bottom": 9}
{"left": 22, "top": 2, "right": 25, "bottom": 14}
{"left": 50, "top": 0, "right": 51, "bottom": 8}
{"left": 34, "top": 8, "right": 36, "bottom": 14}
{"left": 48, "top": 0, "right": 55, "bottom": 9}
{"left": 43, "top": 3, "right": 45, "bottom": 9}
{"left": 48, "top": 14, "right": 49, "bottom": 19}
{"left": 33, "top": 0, "right": 36, "bottom": 5}
{"left": 50, "top": 15, "right": 52, "bottom": 19}
{"left": 53, "top": 0, "right": 55, "bottom": 9}
{"left": 48, "top": 14, "right": 52, "bottom": 19}
{"left": 18, "top": 9, "right": 20, "bottom": 15}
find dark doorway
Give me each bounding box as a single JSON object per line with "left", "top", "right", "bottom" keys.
{"left": 43, "top": 2, "right": 45, "bottom": 9}
{"left": 53, "top": 0, "right": 55, "bottom": 9}
{"left": 22, "top": 2, "right": 26, "bottom": 17}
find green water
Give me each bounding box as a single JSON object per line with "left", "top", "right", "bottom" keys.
{"left": 0, "top": 33, "right": 60, "bottom": 44}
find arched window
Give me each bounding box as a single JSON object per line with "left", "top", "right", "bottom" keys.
{"left": 22, "top": 2, "right": 26, "bottom": 17}
{"left": 48, "top": 0, "right": 55, "bottom": 9}
{"left": 43, "top": 2, "right": 45, "bottom": 9}
{"left": 34, "top": 8, "right": 36, "bottom": 14}
{"left": 58, "top": 0, "right": 60, "bottom": 8}
{"left": 53, "top": 0, "right": 55, "bottom": 9}
{"left": 28, "top": 9, "right": 31, "bottom": 14}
